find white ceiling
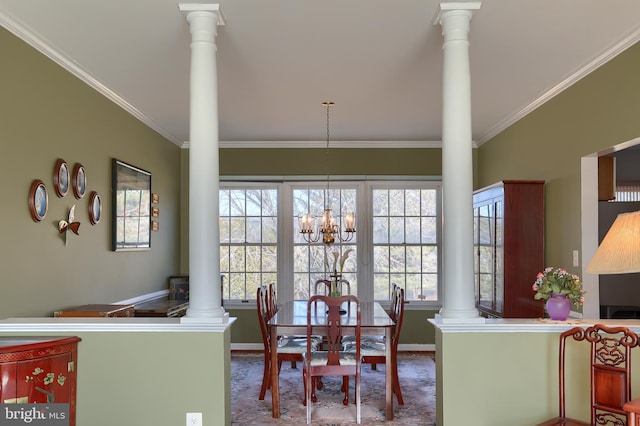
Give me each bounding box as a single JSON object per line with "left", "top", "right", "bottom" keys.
{"left": 1, "top": 0, "right": 640, "bottom": 148}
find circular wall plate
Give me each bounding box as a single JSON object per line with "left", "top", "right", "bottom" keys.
{"left": 28, "top": 179, "right": 48, "bottom": 222}
{"left": 72, "top": 163, "right": 86, "bottom": 199}
{"left": 89, "top": 191, "right": 102, "bottom": 225}
{"left": 53, "top": 159, "right": 69, "bottom": 197}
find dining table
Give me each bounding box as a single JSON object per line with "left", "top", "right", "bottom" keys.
{"left": 267, "top": 300, "right": 396, "bottom": 420}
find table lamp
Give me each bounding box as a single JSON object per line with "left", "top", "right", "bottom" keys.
{"left": 587, "top": 211, "right": 640, "bottom": 274}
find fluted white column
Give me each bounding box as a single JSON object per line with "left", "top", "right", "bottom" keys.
{"left": 434, "top": 2, "right": 482, "bottom": 321}
{"left": 180, "top": 3, "right": 227, "bottom": 323}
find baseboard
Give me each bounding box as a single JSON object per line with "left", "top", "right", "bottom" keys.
{"left": 230, "top": 343, "right": 435, "bottom": 352}
{"left": 398, "top": 343, "right": 435, "bottom": 352}
{"left": 231, "top": 343, "right": 262, "bottom": 351}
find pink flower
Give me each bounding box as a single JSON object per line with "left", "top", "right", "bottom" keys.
{"left": 532, "top": 284, "right": 539, "bottom": 291}
{"left": 536, "top": 272, "right": 544, "bottom": 279}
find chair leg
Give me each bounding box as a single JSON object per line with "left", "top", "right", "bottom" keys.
{"left": 259, "top": 356, "right": 270, "bottom": 400}
{"left": 392, "top": 358, "right": 404, "bottom": 405}
{"left": 342, "top": 376, "right": 350, "bottom": 406}
{"left": 291, "top": 360, "right": 297, "bottom": 369}
{"left": 355, "top": 372, "right": 361, "bottom": 424}
{"left": 305, "top": 369, "right": 312, "bottom": 424}
{"left": 371, "top": 363, "right": 377, "bottom": 371}
{"left": 303, "top": 376, "right": 318, "bottom": 405}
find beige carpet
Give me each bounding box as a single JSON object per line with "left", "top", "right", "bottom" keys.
{"left": 231, "top": 351, "right": 436, "bottom": 425}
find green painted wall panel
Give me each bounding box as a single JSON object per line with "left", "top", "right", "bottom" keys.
{"left": 0, "top": 329, "right": 231, "bottom": 426}
{"left": 0, "top": 27, "right": 182, "bottom": 318}
{"left": 478, "top": 41, "right": 640, "bottom": 270}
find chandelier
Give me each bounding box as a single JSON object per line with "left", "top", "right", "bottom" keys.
{"left": 299, "top": 101, "right": 356, "bottom": 245}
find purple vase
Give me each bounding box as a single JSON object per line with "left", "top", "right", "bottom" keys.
{"left": 546, "top": 293, "right": 571, "bottom": 320}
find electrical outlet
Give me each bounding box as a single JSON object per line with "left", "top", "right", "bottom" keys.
{"left": 186, "top": 412, "right": 202, "bottom": 426}
{"left": 573, "top": 250, "right": 579, "bottom": 267}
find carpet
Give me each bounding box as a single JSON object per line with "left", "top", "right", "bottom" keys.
{"left": 231, "top": 351, "right": 436, "bottom": 425}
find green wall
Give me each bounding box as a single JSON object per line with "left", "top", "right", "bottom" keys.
{"left": 477, "top": 41, "right": 640, "bottom": 272}
{"left": 0, "top": 27, "right": 182, "bottom": 318}
{"left": 0, "top": 328, "right": 231, "bottom": 426}
{"left": 435, "top": 326, "right": 634, "bottom": 425}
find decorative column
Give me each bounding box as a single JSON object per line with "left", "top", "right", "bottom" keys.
{"left": 434, "top": 2, "right": 482, "bottom": 321}
{"left": 179, "top": 3, "right": 227, "bottom": 323}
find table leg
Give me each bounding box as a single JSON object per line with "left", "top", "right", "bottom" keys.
{"left": 385, "top": 326, "right": 394, "bottom": 420}
{"left": 270, "top": 325, "right": 280, "bottom": 418}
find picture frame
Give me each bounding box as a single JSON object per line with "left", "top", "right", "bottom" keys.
{"left": 168, "top": 276, "right": 189, "bottom": 300}
{"left": 112, "top": 159, "right": 151, "bottom": 251}
{"left": 72, "top": 163, "right": 86, "bottom": 199}
{"left": 151, "top": 220, "right": 159, "bottom": 231}
{"left": 28, "top": 179, "right": 48, "bottom": 222}
{"left": 152, "top": 207, "right": 159, "bottom": 217}
{"left": 152, "top": 193, "right": 159, "bottom": 204}
{"left": 88, "top": 191, "right": 102, "bottom": 225}
{"left": 53, "top": 159, "right": 69, "bottom": 198}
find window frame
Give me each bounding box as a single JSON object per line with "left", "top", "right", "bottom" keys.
{"left": 220, "top": 178, "right": 442, "bottom": 310}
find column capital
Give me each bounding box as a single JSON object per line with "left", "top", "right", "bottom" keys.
{"left": 432, "top": 2, "right": 481, "bottom": 26}
{"left": 179, "top": 3, "right": 226, "bottom": 26}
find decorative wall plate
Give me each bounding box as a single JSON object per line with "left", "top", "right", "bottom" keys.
{"left": 28, "top": 179, "right": 48, "bottom": 222}
{"left": 72, "top": 163, "right": 86, "bottom": 199}
{"left": 53, "top": 159, "right": 69, "bottom": 197}
{"left": 89, "top": 191, "right": 102, "bottom": 225}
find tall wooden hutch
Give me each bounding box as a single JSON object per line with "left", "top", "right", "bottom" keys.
{"left": 473, "top": 180, "right": 545, "bottom": 318}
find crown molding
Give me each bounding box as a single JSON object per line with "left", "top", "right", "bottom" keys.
{"left": 477, "top": 26, "right": 640, "bottom": 146}
{"left": 181, "top": 140, "right": 469, "bottom": 149}
{"left": 0, "top": 9, "right": 184, "bottom": 147}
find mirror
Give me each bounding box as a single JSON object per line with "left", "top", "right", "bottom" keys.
{"left": 112, "top": 159, "right": 151, "bottom": 251}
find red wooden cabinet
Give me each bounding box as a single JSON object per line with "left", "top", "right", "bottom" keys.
{"left": 473, "top": 180, "right": 545, "bottom": 318}
{"left": 0, "top": 336, "right": 80, "bottom": 426}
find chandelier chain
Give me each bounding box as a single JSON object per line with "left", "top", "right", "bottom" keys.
{"left": 324, "top": 101, "right": 333, "bottom": 209}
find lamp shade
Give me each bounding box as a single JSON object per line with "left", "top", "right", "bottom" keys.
{"left": 587, "top": 210, "right": 640, "bottom": 274}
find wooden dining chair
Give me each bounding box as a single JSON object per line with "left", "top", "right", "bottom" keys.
{"left": 256, "top": 286, "right": 319, "bottom": 401}
{"left": 314, "top": 278, "right": 351, "bottom": 296}
{"left": 536, "top": 323, "right": 639, "bottom": 426}
{"left": 344, "top": 283, "right": 400, "bottom": 369}
{"left": 304, "top": 294, "right": 362, "bottom": 424}
{"left": 343, "top": 285, "right": 405, "bottom": 405}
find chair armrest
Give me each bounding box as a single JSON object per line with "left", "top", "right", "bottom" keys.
{"left": 622, "top": 398, "right": 640, "bottom": 418}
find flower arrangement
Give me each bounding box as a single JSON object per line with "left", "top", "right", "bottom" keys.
{"left": 532, "top": 267, "right": 585, "bottom": 306}
{"left": 326, "top": 248, "right": 353, "bottom": 274}
{"left": 325, "top": 248, "right": 353, "bottom": 297}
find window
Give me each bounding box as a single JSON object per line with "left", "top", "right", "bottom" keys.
{"left": 292, "top": 185, "right": 357, "bottom": 299}
{"left": 371, "top": 184, "right": 441, "bottom": 302}
{"left": 219, "top": 185, "right": 278, "bottom": 301}
{"left": 220, "top": 180, "right": 441, "bottom": 306}
{"left": 614, "top": 184, "right": 640, "bottom": 202}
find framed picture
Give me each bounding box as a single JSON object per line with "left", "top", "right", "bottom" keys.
{"left": 53, "top": 159, "right": 69, "bottom": 197}
{"left": 112, "top": 159, "right": 151, "bottom": 251}
{"left": 152, "top": 193, "right": 159, "bottom": 204}
{"left": 169, "top": 276, "right": 189, "bottom": 300}
{"left": 152, "top": 207, "right": 159, "bottom": 217}
{"left": 28, "top": 179, "right": 48, "bottom": 222}
{"left": 72, "top": 163, "right": 86, "bottom": 199}
{"left": 151, "top": 220, "right": 159, "bottom": 231}
{"left": 88, "top": 191, "right": 102, "bottom": 225}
